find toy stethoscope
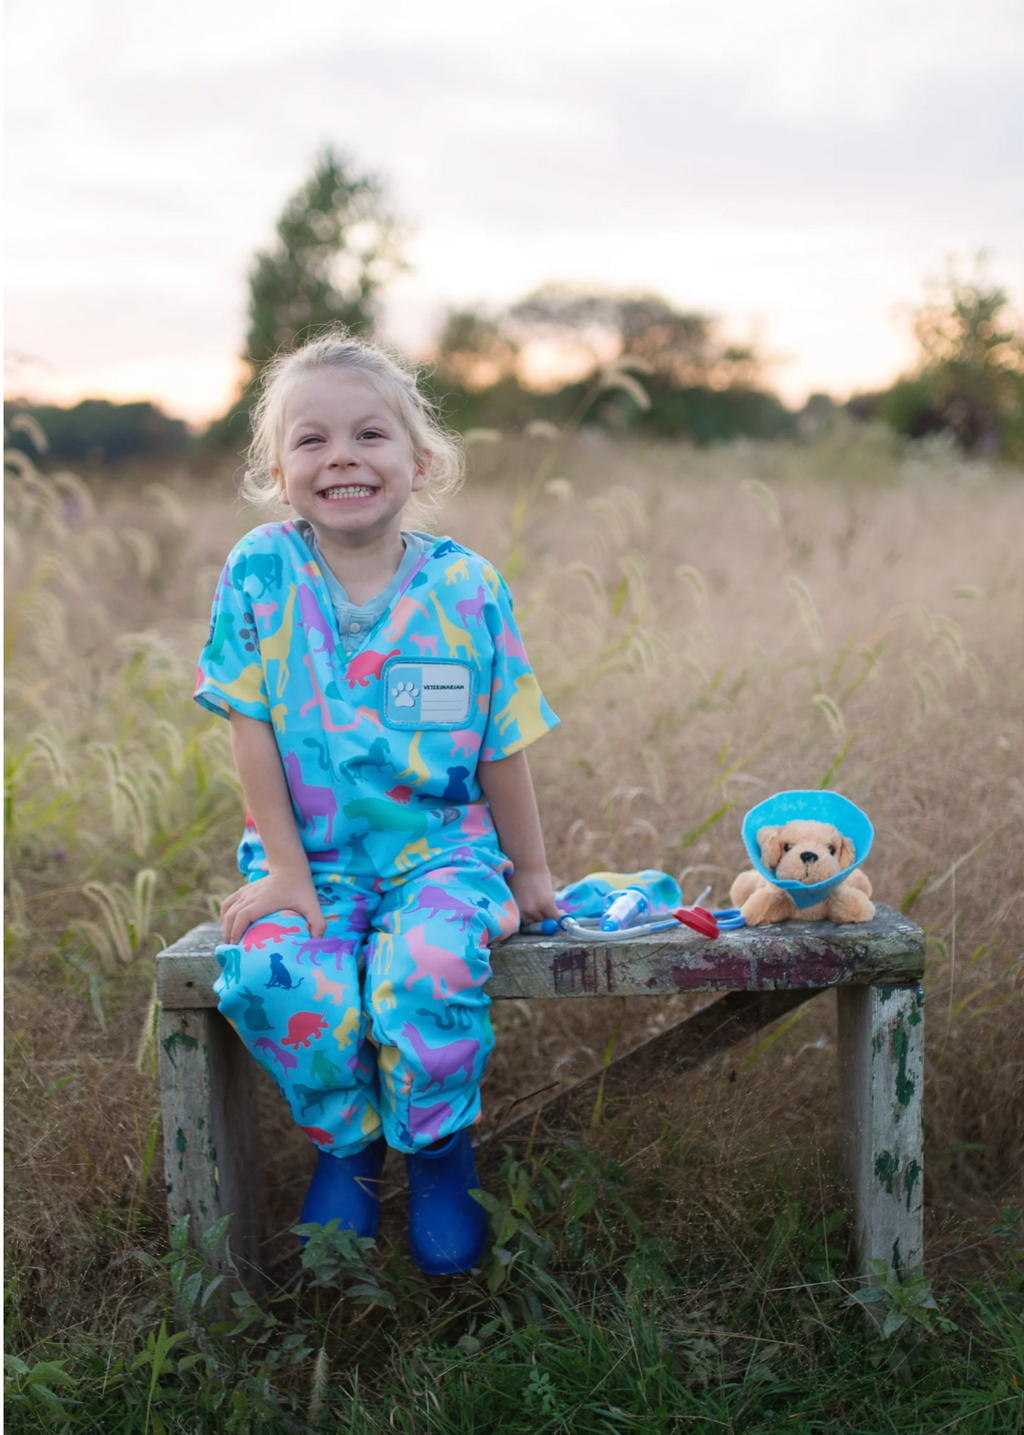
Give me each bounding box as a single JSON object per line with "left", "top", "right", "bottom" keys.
{"left": 522, "top": 886, "right": 747, "bottom": 941}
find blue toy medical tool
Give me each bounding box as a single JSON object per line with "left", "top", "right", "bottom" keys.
{"left": 524, "top": 911, "right": 684, "bottom": 940}
{"left": 600, "top": 886, "right": 652, "bottom": 931}
{"left": 741, "top": 790, "right": 874, "bottom": 911}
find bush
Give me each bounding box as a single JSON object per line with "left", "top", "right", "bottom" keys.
{"left": 5, "top": 398, "right": 191, "bottom": 464}
{"left": 432, "top": 373, "right": 795, "bottom": 446}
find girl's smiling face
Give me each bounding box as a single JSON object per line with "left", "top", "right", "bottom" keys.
{"left": 273, "top": 370, "right": 430, "bottom": 548}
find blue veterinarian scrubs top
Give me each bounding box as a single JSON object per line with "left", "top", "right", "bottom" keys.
{"left": 194, "top": 521, "right": 559, "bottom": 881}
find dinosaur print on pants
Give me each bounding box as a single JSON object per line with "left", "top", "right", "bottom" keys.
{"left": 215, "top": 859, "right": 516, "bottom": 1156}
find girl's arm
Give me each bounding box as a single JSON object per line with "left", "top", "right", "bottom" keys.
{"left": 218, "top": 711, "right": 328, "bottom": 944}
{"left": 478, "top": 750, "right": 558, "bottom": 925}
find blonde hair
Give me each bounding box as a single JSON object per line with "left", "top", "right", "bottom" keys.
{"left": 241, "top": 330, "right": 464, "bottom": 528}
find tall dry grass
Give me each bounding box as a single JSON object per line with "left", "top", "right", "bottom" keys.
{"left": 4, "top": 427, "right": 1023, "bottom": 1319}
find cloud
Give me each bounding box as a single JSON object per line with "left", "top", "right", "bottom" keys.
{"left": 11, "top": 19, "right": 1022, "bottom": 235}
{"left": 6, "top": 0, "right": 1023, "bottom": 415}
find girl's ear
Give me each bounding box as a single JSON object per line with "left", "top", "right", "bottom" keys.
{"left": 412, "top": 449, "right": 433, "bottom": 491}
{"left": 271, "top": 465, "right": 290, "bottom": 504}
{"left": 757, "top": 826, "right": 784, "bottom": 870}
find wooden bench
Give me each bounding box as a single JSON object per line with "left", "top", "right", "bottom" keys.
{"left": 156, "top": 904, "right": 925, "bottom": 1284}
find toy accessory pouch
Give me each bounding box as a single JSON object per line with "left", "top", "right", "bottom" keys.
{"left": 554, "top": 870, "right": 682, "bottom": 921}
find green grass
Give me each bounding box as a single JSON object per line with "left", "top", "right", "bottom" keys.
{"left": 5, "top": 1146, "right": 1022, "bottom": 1434}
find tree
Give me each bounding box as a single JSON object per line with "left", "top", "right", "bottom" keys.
{"left": 428, "top": 286, "right": 788, "bottom": 443}
{"left": 507, "top": 285, "right": 762, "bottom": 389}
{"left": 244, "top": 149, "right": 403, "bottom": 370}
{"left": 434, "top": 309, "right": 519, "bottom": 391}
{"left": 855, "top": 267, "right": 1024, "bottom": 460}
{"left": 205, "top": 149, "right": 404, "bottom": 447}
{"left": 909, "top": 269, "right": 1024, "bottom": 458}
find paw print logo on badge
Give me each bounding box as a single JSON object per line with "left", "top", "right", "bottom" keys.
{"left": 381, "top": 659, "right": 472, "bottom": 727}
{"left": 391, "top": 680, "right": 419, "bottom": 709}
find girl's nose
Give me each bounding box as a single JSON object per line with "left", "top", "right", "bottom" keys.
{"left": 324, "top": 434, "right": 358, "bottom": 467}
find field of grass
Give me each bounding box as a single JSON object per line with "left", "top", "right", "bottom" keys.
{"left": 5, "top": 424, "right": 1023, "bottom": 1432}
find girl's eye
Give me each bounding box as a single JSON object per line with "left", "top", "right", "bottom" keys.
{"left": 783, "top": 843, "right": 792, "bottom": 852}
{"left": 828, "top": 845, "right": 836, "bottom": 856}
{"left": 359, "top": 428, "right": 384, "bottom": 441}
{"left": 298, "top": 434, "right": 322, "bottom": 445}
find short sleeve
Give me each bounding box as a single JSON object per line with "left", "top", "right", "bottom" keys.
{"left": 481, "top": 573, "right": 559, "bottom": 760}
{"left": 194, "top": 557, "right": 271, "bottom": 721}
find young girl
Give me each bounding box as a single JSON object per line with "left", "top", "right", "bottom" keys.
{"left": 196, "top": 333, "right": 560, "bottom": 1275}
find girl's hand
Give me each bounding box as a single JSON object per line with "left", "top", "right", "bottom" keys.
{"left": 222, "top": 714, "right": 327, "bottom": 944}
{"left": 508, "top": 866, "right": 559, "bottom": 927}
{"left": 478, "top": 752, "right": 558, "bottom": 929}
{"left": 219, "top": 868, "right": 328, "bottom": 945}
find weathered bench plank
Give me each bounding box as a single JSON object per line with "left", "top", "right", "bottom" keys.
{"left": 491, "top": 988, "right": 818, "bottom": 1139}
{"left": 157, "top": 904, "right": 924, "bottom": 1009}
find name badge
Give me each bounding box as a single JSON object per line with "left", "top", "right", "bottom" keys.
{"left": 381, "top": 659, "right": 475, "bottom": 729}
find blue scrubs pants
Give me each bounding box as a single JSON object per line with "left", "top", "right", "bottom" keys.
{"left": 215, "top": 856, "right": 518, "bottom": 1156}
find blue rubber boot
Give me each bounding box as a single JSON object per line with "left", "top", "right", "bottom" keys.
{"left": 405, "top": 1129, "right": 489, "bottom": 1275}
{"left": 299, "top": 1137, "right": 386, "bottom": 1238}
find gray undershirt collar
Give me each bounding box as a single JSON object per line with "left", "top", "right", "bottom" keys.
{"left": 297, "top": 521, "right": 432, "bottom": 656}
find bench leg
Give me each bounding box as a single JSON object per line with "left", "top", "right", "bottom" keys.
{"left": 836, "top": 984, "right": 924, "bottom": 1281}
{"left": 159, "top": 1007, "right": 264, "bottom": 1287}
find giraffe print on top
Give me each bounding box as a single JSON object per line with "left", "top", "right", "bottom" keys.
{"left": 195, "top": 521, "right": 558, "bottom": 884}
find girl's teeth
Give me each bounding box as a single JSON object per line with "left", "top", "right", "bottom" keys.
{"left": 322, "top": 486, "right": 375, "bottom": 498}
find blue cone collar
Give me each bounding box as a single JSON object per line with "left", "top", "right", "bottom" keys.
{"left": 741, "top": 790, "right": 874, "bottom": 911}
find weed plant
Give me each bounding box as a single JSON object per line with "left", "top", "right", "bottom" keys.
{"left": 5, "top": 428, "right": 1023, "bottom": 1430}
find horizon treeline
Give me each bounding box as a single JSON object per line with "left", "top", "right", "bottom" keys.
{"left": 7, "top": 150, "right": 1024, "bottom": 465}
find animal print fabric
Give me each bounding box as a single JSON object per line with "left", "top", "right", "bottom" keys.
{"left": 196, "top": 522, "right": 557, "bottom": 1154}
{"left": 194, "top": 522, "right": 558, "bottom": 882}
{"left": 215, "top": 859, "right": 517, "bottom": 1155}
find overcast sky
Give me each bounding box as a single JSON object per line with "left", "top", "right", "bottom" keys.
{"left": 6, "top": 0, "right": 1024, "bottom": 420}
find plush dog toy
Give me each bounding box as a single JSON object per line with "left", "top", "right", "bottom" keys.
{"left": 730, "top": 819, "right": 875, "bottom": 925}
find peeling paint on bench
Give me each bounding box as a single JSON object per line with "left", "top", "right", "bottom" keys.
{"left": 837, "top": 983, "right": 925, "bottom": 1278}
